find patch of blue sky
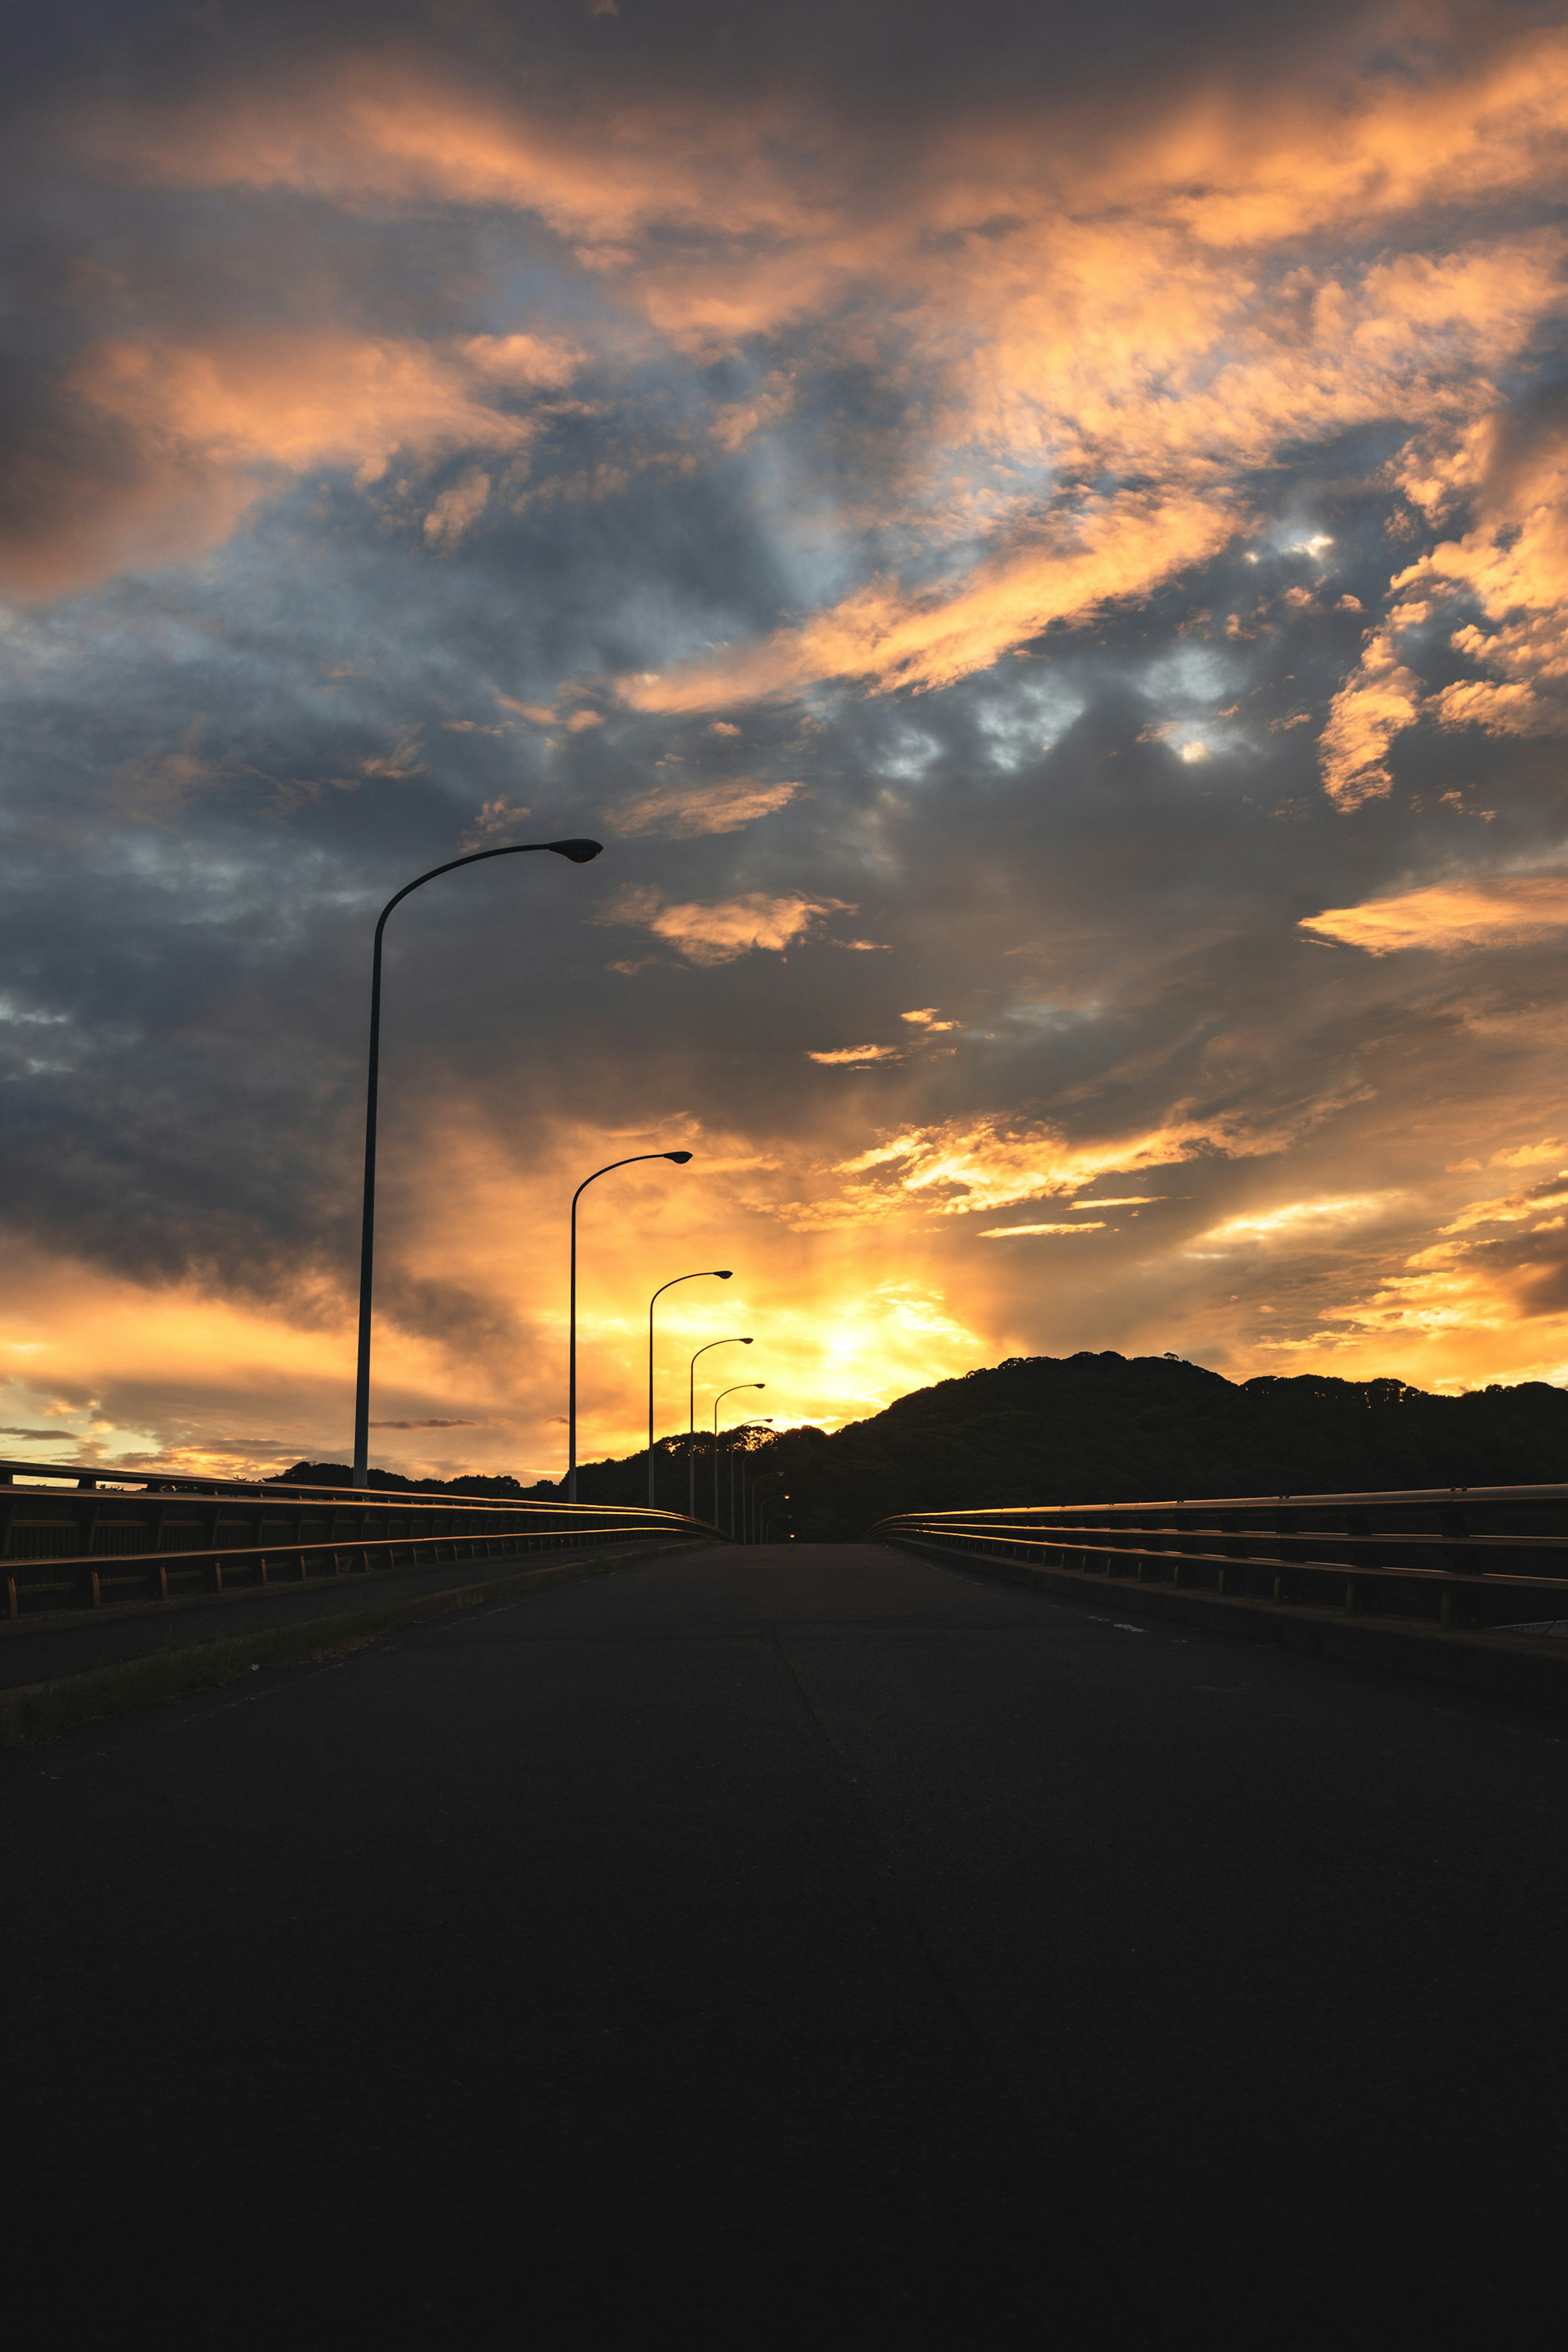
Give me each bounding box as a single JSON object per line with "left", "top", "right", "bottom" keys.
{"left": 973, "top": 676, "right": 1087, "bottom": 769}
{"left": 1137, "top": 641, "right": 1235, "bottom": 709}
{"left": 750, "top": 476, "right": 871, "bottom": 613}
{"left": 875, "top": 721, "right": 947, "bottom": 781}
{"left": 1002, "top": 998, "right": 1107, "bottom": 1034}
{"left": 1252, "top": 519, "right": 1340, "bottom": 566}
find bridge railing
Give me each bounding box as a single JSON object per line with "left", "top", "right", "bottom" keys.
{"left": 873, "top": 1484, "right": 1568, "bottom": 1631}
{"left": 0, "top": 1455, "right": 718, "bottom": 1621}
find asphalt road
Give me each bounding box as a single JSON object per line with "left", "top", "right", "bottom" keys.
{"left": 5, "top": 1543, "right": 1564, "bottom": 2344}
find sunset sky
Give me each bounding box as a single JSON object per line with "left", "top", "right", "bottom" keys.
{"left": 5, "top": 0, "right": 1568, "bottom": 1481}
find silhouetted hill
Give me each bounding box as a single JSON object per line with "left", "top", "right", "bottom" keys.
{"left": 269, "top": 1462, "right": 532, "bottom": 1498}
{"left": 545, "top": 1353, "right": 1568, "bottom": 1538}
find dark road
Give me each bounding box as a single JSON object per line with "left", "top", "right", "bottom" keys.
{"left": 5, "top": 1542, "right": 1564, "bottom": 2343}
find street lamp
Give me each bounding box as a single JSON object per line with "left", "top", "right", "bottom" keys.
{"left": 751, "top": 1469, "right": 786, "bottom": 1546}
{"left": 762, "top": 1498, "right": 793, "bottom": 1542}
{"left": 353, "top": 836, "right": 602, "bottom": 1490}
{"left": 688, "top": 1338, "right": 751, "bottom": 1517}
{"left": 570, "top": 1151, "right": 693, "bottom": 1503}
{"left": 648, "top": 1270, "right": 731, "bottom": 1508}
{"left": 730, "top": 1418, "right": 773, "bottom": 1539}
{"left": 714, "top": 1383, "right": 764, "bottom": 1526}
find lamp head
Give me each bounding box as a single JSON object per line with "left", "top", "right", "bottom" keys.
{"left": 665, "top": 1150, "right": 693, "bottom": 1164}
{"left": 715, "top": 1270, "right": 733, "bottom": 1279}
{"left": 546, "top": 838, "right": 604, "bottom": 863}
{"left": 739, "top": 1336, "right": 753, "bottom": 1344}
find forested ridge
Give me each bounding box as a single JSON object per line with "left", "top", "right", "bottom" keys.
{"left": 281, "top": 1353, "right": 1568, "bottom": 1539}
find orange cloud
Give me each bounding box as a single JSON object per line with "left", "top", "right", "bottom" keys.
{"left": 1301, "top": 1167, "right": 1568, "bottom": 1369}
{"left": 29, "top": 25, "right": 1568, "bottom": 690}
{"left": 1391, "top": 416, "right": 1568, "bottom": 725}
{"left": 620, "top": 490, "right": 1233, "bottom": 708}
{"left": 1318, "top": 610, "right": 1428, "bottom": 809}
{"left": 0, "top": 327, "right": 582, "bottom": 599}
{"left": 831, "top": 1110, "right": 1286, "bottom": 1223}
{"left": 606, "top": 778, "right": 804, "bottom": 837}
{"left": 598, "top": 886, "right": 853, "bottom": 963}
{"left": 1300, "top": 874, "right": 1568, "bottom": 954}
{"left": 78, "top": 68, "right": 834, "bottom": 256}
{"left": 76, "top": 331, "right": 575, "bottom": 480}
{"left": 978, "top": 1221, "right": 1105, "bottom": 1237}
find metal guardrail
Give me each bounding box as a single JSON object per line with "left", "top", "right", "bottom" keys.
{"left": 0, "top": 1455, "right": 717, "bottom": 1621}
{"left": 873, "top": 1484, "right": 1568, "bottom": 1631}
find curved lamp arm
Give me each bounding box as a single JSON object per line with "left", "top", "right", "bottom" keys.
{"left": 568, "top": 1149, "right": 693, "bottom": 1502}
{"left": 354, "top": 837, "right": 602, "bottom": 1488}
{"left": 648, "top": 1270, "right": 732, "bottom": 1508}
{"left": 688, "top": 1336, "right": 752, "bottom": 1517}
{"left": 713, "top": 1381, "right": 765, "bottom": 1530}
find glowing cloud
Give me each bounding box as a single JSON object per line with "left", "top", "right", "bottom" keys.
{"left": 978, "top": 1222, "right": 1106, "bottom": 1237}
{"left": 599, "top": 886, "right": 853, "bottom": 964}
{"left": 3, "top": 327, "right": 582, "bottom": 598}
{"left": 607, "top": 778, "right": 804, "bottom": 837}
{"left": 1201, "top": 1196, "right": 1390, "bottom": 1242}
{"left": 832, "top": 1113, "right": 1285, "bottom": 1222}
{"left": 1301, "top": 876, "right": 1568, "bottom": 954}
{"left": 619, "top": 492, "right": 1234, "bottom": 709}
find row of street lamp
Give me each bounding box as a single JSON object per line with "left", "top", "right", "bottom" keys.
{"left": 349, "top": 834, "right": 789, "bottom": 1534}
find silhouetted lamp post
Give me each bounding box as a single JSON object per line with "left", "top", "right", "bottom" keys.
{"left": 353, "top": 837, "right": 602, "bottom": 1491}
{"left": 750, "top": 1468, "right": 786, "bottom": 1547}
{"left": 732, "top": 1419, "right": 772, "bottom": 1538}
{"left": 648, "top": 1270, "right": 732, "bottom": 1508}
{"left": 714, "top": 1383, "right": 764, "bottom": 1526}
{"left": 570, "top": 1151, "right": 693, "bottom": 1503}
{"left": 689, "top": 1337, "right": 751, "bottom": 1517}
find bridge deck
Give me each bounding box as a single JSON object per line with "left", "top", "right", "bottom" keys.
{"left": 4, "top": 1542, "right": 1563, "bottom": 2340}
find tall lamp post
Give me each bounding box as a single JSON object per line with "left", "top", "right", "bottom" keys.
{"left": 714, "top": 1383, "right": 764, "bottom": 1527}
{"left": 570, "top": 1152, "right": 693, "bottom": 1503}
{"left": 353, "top": 836, "right": 602, "bottom": 1490}
{"left": 648, "top": 1270, "right": 731, "bottom": 1508}
{"left": 689, "top": 1338, "right": 751, "bottom": 1517}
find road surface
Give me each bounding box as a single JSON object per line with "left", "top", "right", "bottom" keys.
{"left": 5, "top": 1543, "right": 1564, "bottom": 2343}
